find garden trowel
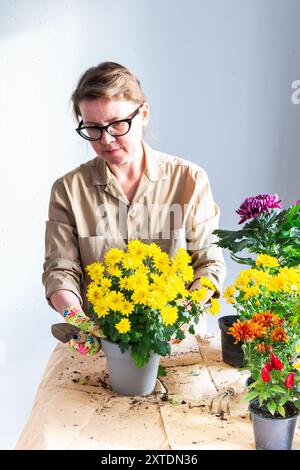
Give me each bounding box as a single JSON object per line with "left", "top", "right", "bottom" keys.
{"left": 51, "top": 323, "right": 82, "bottom": 343}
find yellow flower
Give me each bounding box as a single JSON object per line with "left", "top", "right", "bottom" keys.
{"left": 99, "top": 277, "right": 112, "bottom": 291}
{"left": 160, "top": 273, "right": 184, "bottom": 300}
{"left": 171, "top": 248, "right": 192, "bottom": 275}
{"left": 104, "top": 248, "right": 124, "bottom": 266}
{"left": 85, "top": 262, "right": 105, "bottom": 281}
{"left": 126, "top": 240, "right": 148, "bottom": 259}
{"left": 132, "top": 286, "right": 151, "bottom": 305}
{"left": 136, "top": 263, "right": 150, "bottom": 275}
{"left": 255, "top": 254, "right": 279, "bottom": 269}
{"left": 267, "top": 267, "right": 300, "bottom": 293}
{"left": 107, "top": 265, "right": 122, "bottom": 277}
{"left": 119, "top": 277, "right": 134, "bottom": 291}
{"left": 119, "top": 300, "right": 135, "bottom": 316}
{"left": 93, "top": 299, "right": 110, "bottom": 318}
{"left": 147, "top": 243, "right": 163, "bottom": 258}
{"left": 234, "top": 268, "right": 269, "bottom": 290}
{"left": 152, "top": 252, "right": 171, "bottom": 272}
{"left": 200, "top": 276, "right": 216, "bottom": 292}
{"left": 209, "top": 298, "right": 221, "bottom": 316}
{"left": 243, "top": 285, "right": 260, "bottom": 300}
{"left": 292, "top": 362, "right": 300, "bottom": 370}
{"left": 107, "top": 291, "right": 126, "bottom": 311}
{"left": 191, "top": 287, "right": 208, "bottom": 303}
{"left": 115, "top": 318, "right": 131, "bottom": 334}
{"left": 227, "top": 297, "right": 235, "bottom": 304}
{"left": 177, "top": 285, "right": 190, "bottom": 298}
{"left": 173, "top": 247, "right": 192, "bottom": 264}
{"left": 130, "top": 271, "right": 149, "bottom": 287}
{"left": 148, "top": 290, "right": 169, "bottom": 309}
{"left": 160, "top": 305, "right": 179, "bottom": 326}
{"left": 86, "top": 282, "right": 104, "bottom": 304}
{"left": 150, "top": 273, "right": 165, "bottom": 288}
{"left": 223, "top": 285, "right": 235, "bottom": 300}
{"left": 179, "top": 265, "right": 194, "bottom": 283}
{"left": 122, "top": 252, "right": 143, "bottom": 270}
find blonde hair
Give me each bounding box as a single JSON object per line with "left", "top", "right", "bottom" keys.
{"left": 71, "top": 61, "right": 147, "bottom": 122}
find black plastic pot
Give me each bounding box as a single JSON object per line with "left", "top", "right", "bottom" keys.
{"left": 218, "top": 315, "right": 244, "bottom": 368}
{"left": 249, "top": 399, "right": 300, "bottom": 450}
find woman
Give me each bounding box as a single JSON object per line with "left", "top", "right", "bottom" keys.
{"left": 43, "top": 61, "right": 226, "bottom": 351}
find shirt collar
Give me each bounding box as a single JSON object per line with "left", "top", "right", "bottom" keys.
{"left": 92, "top": 140, "right": 167, "bottom": 186}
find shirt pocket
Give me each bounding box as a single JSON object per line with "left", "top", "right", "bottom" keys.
{"left": 78, "top": 236, "right": 126, "bottom": 267}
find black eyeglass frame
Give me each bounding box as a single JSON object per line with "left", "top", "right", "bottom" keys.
{"left": 76, "top": 104, "right": 143, "bottom": 141}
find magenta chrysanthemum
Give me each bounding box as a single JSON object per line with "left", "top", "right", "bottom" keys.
{"left": 236, "top": 194, "right": 281, "bottom": 224}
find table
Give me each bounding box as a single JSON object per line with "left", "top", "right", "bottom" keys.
{"left": 15, "top": 334, "right": 300, "bottom": 450}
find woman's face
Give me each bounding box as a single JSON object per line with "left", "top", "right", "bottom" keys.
{"left": 79, "top": 97, "right": 149, "bottom": 165}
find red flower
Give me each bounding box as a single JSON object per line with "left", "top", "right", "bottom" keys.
{"left": 261, "top": 366, "right": 271, "bottom": 382}
{"left": 270, "top": 353, "right": 283, "bottom": 370}
{"left": 285, "top": 373, "right": 295, "bottom": 389}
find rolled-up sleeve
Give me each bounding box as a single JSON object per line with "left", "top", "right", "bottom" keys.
{"left": 186, "top": 169, "right": 226, "bottom": 297}
{"left": 42, "top": 180, "right": 83, "bottom": 309}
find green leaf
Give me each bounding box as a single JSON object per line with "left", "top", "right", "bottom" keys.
{"left": 279, "top": 396, "right": 289, "bottom": 406}
{"left": 267, "top": 400, "right": 276, "bottom": 416}
{"left": 294, "top": 400, "right": 300, "bottom": 410}
{"left": 247, "top": 380, "right": 260, "bottom": 389}
{"left": 246, "top": 391, "right": 258, "bottom": 401}
{"left": 175, "top": 329, "right": 185, "bottom": 341}
{"left": 131, "top": 350, "right": 145, "bottom": 368}
{"left": 270, "top": 385, "right": 286, "bottom": 394}
{"left": 277, "top": 405, "right": 286, "bottom": 417}
{"left": 119, "top": 342, "right": 130, "bottom": 353}
{"left": 157, "top": 365, "right": 167, "bottom": 377}
{"left": 153, "top": 340, "right": 171, "bottom": 357}
{"left": 188, "top": 324, "right": 195, "bottom": 335}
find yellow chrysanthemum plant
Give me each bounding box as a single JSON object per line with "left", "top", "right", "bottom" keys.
{"left": 85, "top": 240, "right": 220, "bottom": 368}
{"left": 223, "top": 253, "right": 300, "bottom": 373}
{"left": 223, "top": 254, "right": 300, "bottom": 323}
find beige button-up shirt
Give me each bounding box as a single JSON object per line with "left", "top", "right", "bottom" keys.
{"left": 43, "top": 140, "right": 226, "bottom": 313}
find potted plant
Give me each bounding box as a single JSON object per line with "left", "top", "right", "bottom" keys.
{"left": 214, "top": 194, "right": 300, "bottom": 366}
{"left": 84, "top": 240, "right": 220, "bottom": 396}
{"left": 246, "top": 354, "right": 300, "bottom": 450}
{"left": 227, "top": 281, "right": 300, "bottom": 449}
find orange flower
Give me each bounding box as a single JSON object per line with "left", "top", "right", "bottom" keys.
{"left": 251, "top": 311, "right": 280, "bottom": 328}
{"left": 257, "top": 342, "right": 266, "bottom": 353}
{"left": 228, "top": 320, "right": 265, "bottom": 343}
{"left": 270, "top": 327, "right": 288, "bottom": 343}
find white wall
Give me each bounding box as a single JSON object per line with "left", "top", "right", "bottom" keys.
{"left": 1, "top": 0, "right": 300, "bottom": 449}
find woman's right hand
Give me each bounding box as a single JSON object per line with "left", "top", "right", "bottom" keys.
{"left": 63, "top": 306, "right": 102, "bottom": 356}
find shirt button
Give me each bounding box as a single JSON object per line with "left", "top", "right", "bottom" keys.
{"left": 129, "top": 206, "right": 136, "bottom": 216}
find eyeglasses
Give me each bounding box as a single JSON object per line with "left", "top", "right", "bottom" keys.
{"left": 76, "top": 104, "right": 143, "bottom": 141}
